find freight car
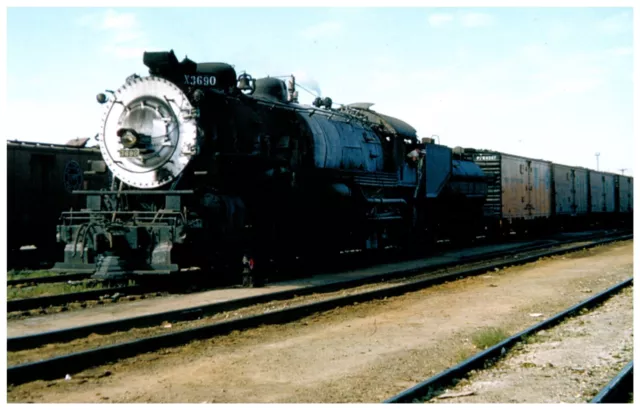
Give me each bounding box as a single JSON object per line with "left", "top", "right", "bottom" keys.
{"left": 6, "top": 139, "right": 108, "bottom": 268}
{"left": 617, "top": 175, "right": 633, "bottom": 222}
{"left": 459, "top": 149, "right": 553, "bottom": 234}
{"left": 551, "top": 163, "right": 590, "bottom": 230}
{"left": 461, "top": 147, "right": 633, "bottom": 234}
{"left": 590, "top": 171, "right": 618, "bottom": 213}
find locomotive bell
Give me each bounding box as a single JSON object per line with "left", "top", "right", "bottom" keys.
{"left": 238, "top": 75, "right": 250, "bottom": 89}
{"left": 237, "top": 72, "right": 256, "bottom": 94}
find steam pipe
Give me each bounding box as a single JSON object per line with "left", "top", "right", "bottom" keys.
{"left": 366, "top": 198, "right": 407, "bottom": 205}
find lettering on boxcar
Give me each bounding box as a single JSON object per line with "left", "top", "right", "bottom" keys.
{"left": 475, "top": 155, "right": 497, "bottom": 161}
{"left": 63, "top": 160, "right": 83, "bottom": 193}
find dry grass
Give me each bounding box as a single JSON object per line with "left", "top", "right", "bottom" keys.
{"left": 7, "top": 281, "right": 106, "bottom": 300}
{"left": 7, "top": 279, "right": 136, "bottom": 301}
{"left": 453, "top": 346, "right": 477, "bottom": 363}
{"left": 7, "top": 269, "right": 59, "bottom": 281}
{"left": 471, "top": 327, "right": 508, "bottom": 350}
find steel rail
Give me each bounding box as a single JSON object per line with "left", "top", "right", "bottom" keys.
{"left": 4, "top": 229, "right": 624, "bottom": 288}
{"left": 7, "top": 285, "right": 141, "bottom": 313}
{"left": 8, "top": 273, "right": 91, "bottom": 287}
{"left": 590, "top": 361, "right": 634, "bottom": 404}
{"left": 7, "top": 235, "right": 632, "bottom": 386}
{"left": 7, "top": 233, "right": 631, "bottom": 352}
{"left": 383, "top": 277, "right": 633, "bottom": 403}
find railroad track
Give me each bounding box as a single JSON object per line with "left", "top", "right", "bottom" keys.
{"left": 6, "top": 232, "right": 632, "bottom": 386}
{"left": 5, "top": 228, "right": 625, "bottom": 289}
{"left": 383, "top": 277, "right": 634, "bottom": 404}
{"left": 8, "top": 231, "right": 630, "bottom": 350}
{"left": 5, "top": 229, "right": 627, "bottom": 317}
{"left": 591, "top": 361, "right": 634, "bottom": 404}
{"left": 7, "top": 273, "right": 91, "bottom": 288}
{"left": 7, "top": 285, "right": 142, "bottom": 313}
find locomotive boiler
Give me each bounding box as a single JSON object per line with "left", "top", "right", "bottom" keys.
{"left": 52, "top": 50, "right": 488, "bottom": 286}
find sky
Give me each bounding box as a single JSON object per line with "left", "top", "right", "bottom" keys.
{"left": 5, "top": 5, "right": 635, "bottom": 174}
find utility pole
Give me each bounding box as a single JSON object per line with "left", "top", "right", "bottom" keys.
{"left": 619, "top": 168, "right": 627, "bottom": 175}
{"left": 595, "top": 152, "right": 600, "bottom": 171}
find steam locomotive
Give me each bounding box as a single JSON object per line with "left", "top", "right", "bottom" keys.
{"left": 52, "top": 49, "right": 488, "bottom": 286}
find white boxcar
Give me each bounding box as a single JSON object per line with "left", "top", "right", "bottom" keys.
{"left": 618, "top": 175, "right": 633, "bottom": 213}
{"left": 589, "top": 171, "right": 616, "bottom": 213}
{"left": 552, "top": 164, "right": 589, "bottom": 216}
{"left": 465, "top": 150, "right": 552, "bottom": 222}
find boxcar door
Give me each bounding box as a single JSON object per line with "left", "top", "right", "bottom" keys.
{"left": 29, "top": 153, "right": 56, "bottom": 250}
{"left": 525, "top": 160, "right": 533, "bottom": 217}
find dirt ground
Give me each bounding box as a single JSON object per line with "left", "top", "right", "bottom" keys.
{"left": 7, "top": 284, "right": 300, "bottom": 337}
{"left": 428, "top": 286, "right": 633, "bottom": 403}
{"left": 6, "top": 237, "right": 573, "bottom": 338}
{"left": 7, "top": 239, "right": 607, "bottom": 366}
{"left": 7, "top": 240, "right": 633, "bottom": 403}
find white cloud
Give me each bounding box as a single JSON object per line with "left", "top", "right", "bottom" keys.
{"left": 369, "top": 70, "right": 400, "bottom": 93}
{"left": 411, "top": 67, "right": 452, "bottom": 84}
{"left": 77, "top": 9, "right": 149, "bottom": 60}
{"left": 597, "top": 11, "right": 632, "bottom": 35}
{"left": 104, "top": 46, "right": 148, "bottom": 60}
{"left": 75, "top": 12, "right": 100, "bottom": 28}
{"left": 518, "top": 44, "right": 552, "bottom": 64}
{"left": 112, "top": 29, "right": 144, "bottom": 45}
{"left": 355, "top": 39, "right": 629, "bottom": 159}
{"left": 608, "top": 46, "right": 633, "bottom": 56}
{"left": 6, "top": 100, "right": 103, "bottom": 144}
{"left": 327, "top": 43, "right": 630, "bottom": 172}
{"left": 427, "top": 13, "right": 454, "bottom": 27}
{"left": 474, "top": 43, "right": 624, "bottom": 107}
{"left": 546, "top": 21, "right": 575, "bottom": 38}
{"left": 558, "top": 78, "right": 603, "bottom": 94}
{"left": 459, "top": 12, "right": 494, "bottom": 28}
{"left": 454, "top": 47, "right": 472, "bottom": 63}
{"left": 364, "top": 56, "right": 456, "bottom": 96}
{"left": 427, "top": 12, "right": 493, "bottom": 29}
{"left": 520, "top": 77, "right": 603, "bottom": 106}
{"left": 301, "top": 21, "right": 343, "bottom": 40}
{"left": 100, "top": 9, "right": 137, "bottom": 30}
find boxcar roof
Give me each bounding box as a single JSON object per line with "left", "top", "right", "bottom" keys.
{"left": 463, "top": 147, "right": 628, "bottom": 178}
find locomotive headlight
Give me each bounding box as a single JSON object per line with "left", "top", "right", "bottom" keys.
{"left": 98, "top": 76, "right": 198, "bottom": 189}
{"left": 117, "top": 129, "right": 138, "bottom": 148}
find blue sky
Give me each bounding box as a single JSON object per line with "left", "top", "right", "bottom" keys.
{"left": 6, "top": 6, "right": 634, "bottom": 174}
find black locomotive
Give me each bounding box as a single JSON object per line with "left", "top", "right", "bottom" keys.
{"left": 52, "top": 50, "right": 633, "bottom": 285}
{"left": 52, "top": 49, "right": 488, "bottom": 285}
